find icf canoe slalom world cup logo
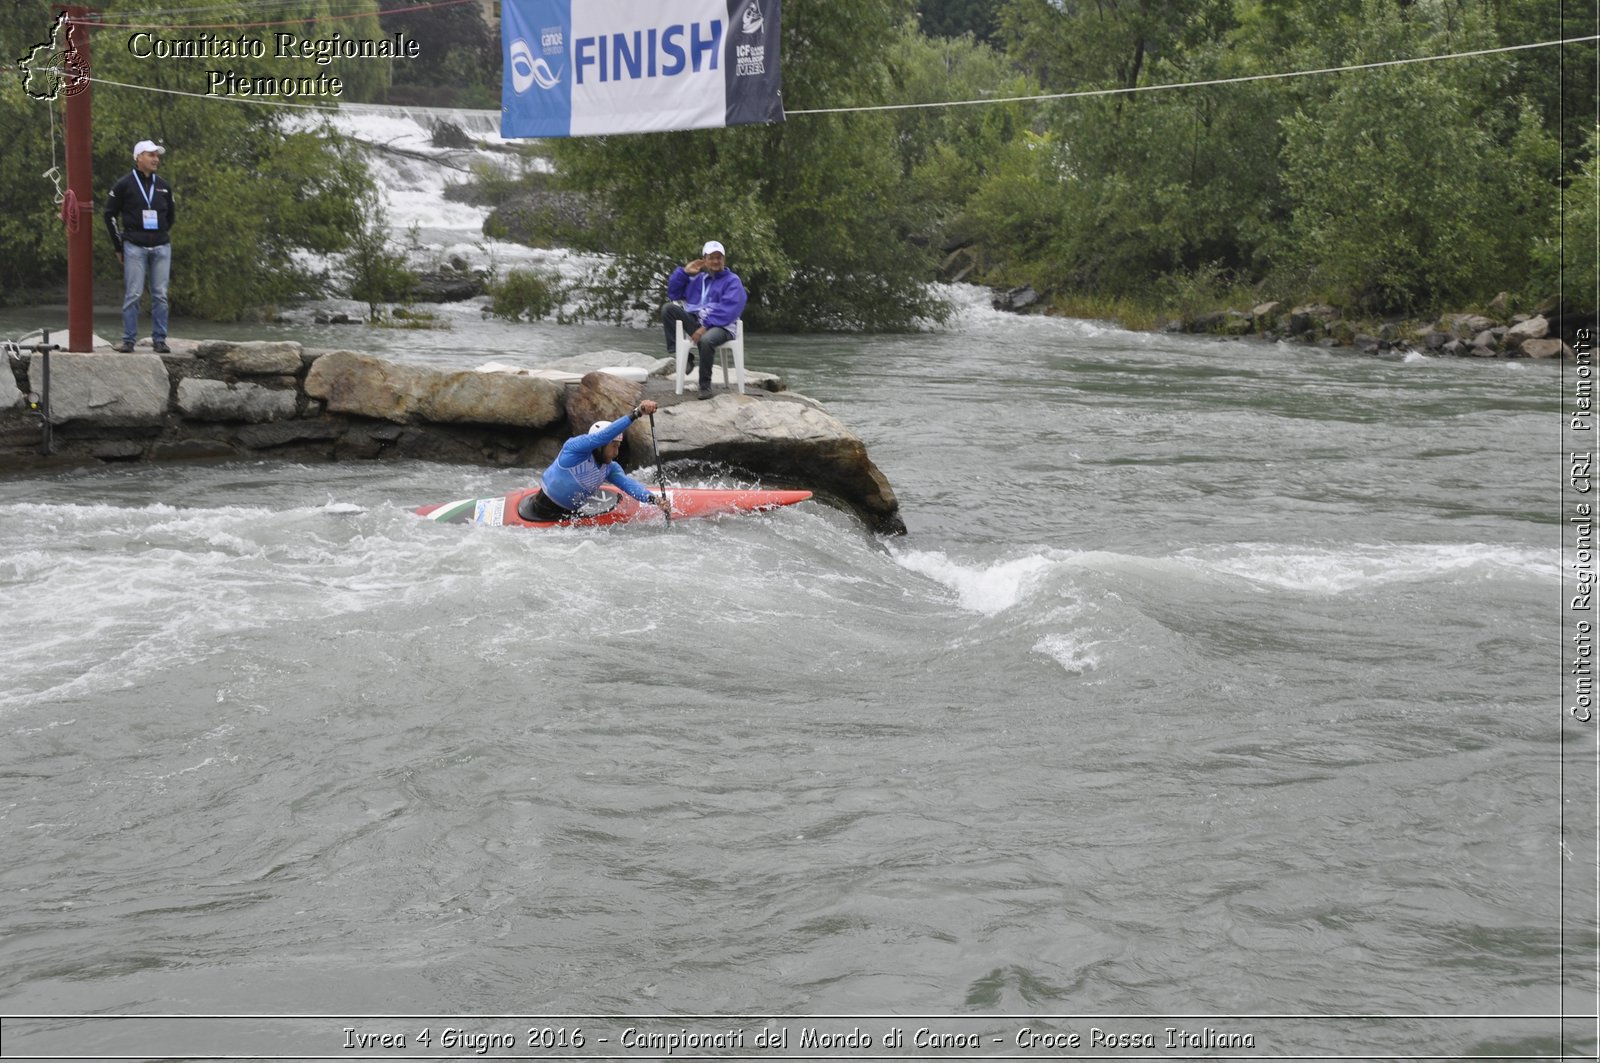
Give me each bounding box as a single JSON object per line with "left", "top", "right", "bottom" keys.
{"left": 742, "top": 1, "right": 765, "bottom": 35}
{"left": 508, "top": 25, "right": 563, "bottom": 94}
{"left": 19, "top": 10, "right": 90, "bottom": 101}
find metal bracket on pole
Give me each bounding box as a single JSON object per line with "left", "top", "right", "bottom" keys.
{"left": 25, "top": 331, "right": 60, "bottom": 456}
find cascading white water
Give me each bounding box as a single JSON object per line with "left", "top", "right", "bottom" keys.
{"left": 290, "top": 103, "right": 596, "bottom": 277}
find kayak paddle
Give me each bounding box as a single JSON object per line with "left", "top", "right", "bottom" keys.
{"left": 649, "top": 412, "right": 672, "bottom": 524}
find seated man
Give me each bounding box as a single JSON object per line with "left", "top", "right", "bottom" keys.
{"left": 523, "top": 400, "right": 670, "bottom": 521}
{"left": 660, "top": 240, "right": 748, "bottom": 399}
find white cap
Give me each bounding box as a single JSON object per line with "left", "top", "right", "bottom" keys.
{"left": 702, "top": 240, "right": 725, "bottom": 256}
{"left": 133, "top": 140, "right": 164, "bottom": 160}
{"left": 589, "top": 420, "right": 612, "bottom": 435}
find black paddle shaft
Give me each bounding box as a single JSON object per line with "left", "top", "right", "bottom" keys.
{"left": 648, "top": 413, "right": 671, "bottom": 523}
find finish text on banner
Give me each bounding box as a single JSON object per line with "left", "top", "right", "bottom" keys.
{"left": 502, "top": 0, "right": 783, "bottom": 138}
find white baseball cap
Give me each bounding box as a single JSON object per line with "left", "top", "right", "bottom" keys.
{"left": 133, "top": 140, "right": 164, "bottom": 160}
{"left": 702, "top": 240, "right": 725, "bottom": 256}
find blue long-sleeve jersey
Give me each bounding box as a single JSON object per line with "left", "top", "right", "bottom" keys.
{"left": 538, "top": 415, "right": 655, "bottom": 510}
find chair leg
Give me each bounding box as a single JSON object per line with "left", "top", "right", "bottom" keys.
{"left": 674, "top": 322, "right": 689, "bottom": 395}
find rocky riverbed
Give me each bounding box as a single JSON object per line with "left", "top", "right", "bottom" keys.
{"left": 0, "top": 340, "right": 905, "bottom": 534}
{"left": 986, "top": 281, "right": 1590, "bottom": 360}
{"left": 1169, "top": 299, "right": 1582, "bottom": 359}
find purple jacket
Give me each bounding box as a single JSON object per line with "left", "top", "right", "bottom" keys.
{"left": 667, "top": 266, "right": 747, "bottom": 333}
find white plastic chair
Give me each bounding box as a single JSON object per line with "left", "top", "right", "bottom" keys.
{"left": 674, "top": 318, "right": 745, "bottom": 395}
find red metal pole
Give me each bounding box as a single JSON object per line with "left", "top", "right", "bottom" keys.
{"left": 62, "top": 6, "right": 94, "bottom": 353}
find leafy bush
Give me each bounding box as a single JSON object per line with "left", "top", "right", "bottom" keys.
{"left": 487, "top": 268, "right": 565, "bottom": 322}
{"left": 343, "top": 192, "right": 415, "bottom": 322}
{"left": 1531, "top": 128, "right": 1599, "bottom": 314}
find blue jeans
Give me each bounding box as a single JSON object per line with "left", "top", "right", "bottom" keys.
{"left": 122, "top": 242, "right": 170, "bottom": 344}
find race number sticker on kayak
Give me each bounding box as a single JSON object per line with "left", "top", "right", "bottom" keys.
{"left": 473, "top": 498, "right": 507, "bottom": 526}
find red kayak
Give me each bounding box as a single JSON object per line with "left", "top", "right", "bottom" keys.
{"left": 414, "top": 484, "right": 812, "bottom": 528}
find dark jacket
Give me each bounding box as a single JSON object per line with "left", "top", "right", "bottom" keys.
{"left": 103, "top": 169, "right": 175, "bottom": 252}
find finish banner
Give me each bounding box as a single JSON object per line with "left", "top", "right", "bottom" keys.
{"left": 501, "top": 0, "right": 784, "bottom": 138}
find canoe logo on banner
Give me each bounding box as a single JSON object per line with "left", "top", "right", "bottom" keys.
{"left": 508, "top": 37, "right": 562, "bottom": 94}
{"left": 741, "top": 2, "right": 765, "bottom": 34}
{"left": 474, "top": 497, "right": 506, "bottom": 526}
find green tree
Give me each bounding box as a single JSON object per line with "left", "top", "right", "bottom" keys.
{"left": 342, "top": 189, "right": 415, "bottom": 321}
{"left": 997, "top": 0, "right": 1235, "bottom": 95}
{"left": 0, "top": 0, "right": 379, "bottom": 317}
{"left": 967, "top": 0, "right": 1290, "bottom": 295}
{"left": 917, "top": 0, "right": 999, "bottom": 43}
{"left": 1532, "top": 127, "right": 1599, "bottom": 314}
{"left": 1275, "top": 4, "right": 1557, "bottom": 311}
{"left": 1485, "top": 0, "right": 1598, "bottom": 162}
{"left": 378, "top": 0, "right": 496, "bottom": 108}
{"left": 886, "top": 20, "right": 1034, "bottom": 246}
{"left": 970, "top": 0, "right": 1567, "bottom": 313}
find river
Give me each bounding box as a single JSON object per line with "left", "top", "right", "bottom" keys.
{"left": 0, "top": 108, "right": 1592, "bottom": 1060}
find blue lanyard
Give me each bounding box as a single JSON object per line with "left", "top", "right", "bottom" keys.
{"left": 131, "top": 170, "right": 156, "bottom": 209}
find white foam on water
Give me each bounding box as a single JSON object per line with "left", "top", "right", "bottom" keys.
{"left": 889, "top": 546, "right": 1062, "bottom": 616}
{"left": 1174, "top": 541, "right": 1559, "bottom": 594}
{"left": 1032, "top": 631, "right": 1103, "bottom": 676}
{"left": 283, "top": 106, "right": 558, "bottom": 276}
{"left": 934, "top": 282, "right": 1111, "bottom": 339}
{"left": 0, "top": 499, "right": 467, "bottom": 711}
{"left": 886, "top": 545, "right": 1118, "bottom": 680}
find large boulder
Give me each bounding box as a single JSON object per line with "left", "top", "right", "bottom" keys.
{"left": 38, "top": 352, "right": 169, "bottom": 425}
{"left": 304, "top": 351, "right": 430, "bottom": 421}
{"left": 196, "top": 339, "right": 305, "bottom": 376}
{"left": 1, "top": 359, "right": 21, "bottom": 410}
{"left": 177, "top": 378, "right": 299, "bottom": 422}
{"left": 544, "top": 350, "right": 672, "bottom": 377}
{"left": 1288, "top": 304, "right": 1339, "bottom": 337}
{"left": 993, "top": 286, "right": 1040, "bottom": 313}
{"left": 409, "top": 270, "right": 487, "bottom": 302}
{"left": 422, "top": 369, "right": 563, "bottom": 427}
{"left": 566, "top": 370, "right": 644, "bottom": 435}
{"left": 646, "top": 392, "right": 904, "bottom": 534}
{"left": 1521, "top": 338, "right": 1571, "bottom": 360}
{"left": 1505, "top": 315, "right": 1550, "bottom": 349}
{"left": 1444, "top": 312, "right": 1495, "bottom": 337}
{"left": 305, "top": 351, "right": 564, "bottom": 428}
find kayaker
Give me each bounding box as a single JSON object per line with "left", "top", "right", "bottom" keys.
{"left": 660, "top": 240, "right": 748, "bottom": 399}
{"left": 524, "top": 400, "right": 672, "bottom": 521}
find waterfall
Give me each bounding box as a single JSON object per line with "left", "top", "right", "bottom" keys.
{"left": 286, "top": 103, "right": 576, "bottom": 275}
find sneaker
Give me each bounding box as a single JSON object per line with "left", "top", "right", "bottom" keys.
{"left": 153, "top": 341, "right": 171, "bottom": 354}
{"left": 114, "top": 341, "right": 134, "bottom": 353}
{"left": 684, "top": 353, "right": 696, "bottom": 372}
{"left": 697, "top": 387, "right": 713, "bottom": 400}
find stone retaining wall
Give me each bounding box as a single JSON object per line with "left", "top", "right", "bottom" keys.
{"left": 1, "top": 340, "right": 906, "bottom": 534}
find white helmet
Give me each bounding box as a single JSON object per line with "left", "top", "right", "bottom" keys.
{"left": 589, "top": 420, "right": 612, "bottom": 435}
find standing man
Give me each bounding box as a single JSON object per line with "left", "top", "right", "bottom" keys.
{"left": 104, "top": 139, "right": 175, "bottom": 354}
{"left": 660, "top": 240, "right": 747, "bottom": 399}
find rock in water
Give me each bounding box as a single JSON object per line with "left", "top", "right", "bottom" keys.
{"left": 566, "top": 370, "right": 647, "bottom": 438}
